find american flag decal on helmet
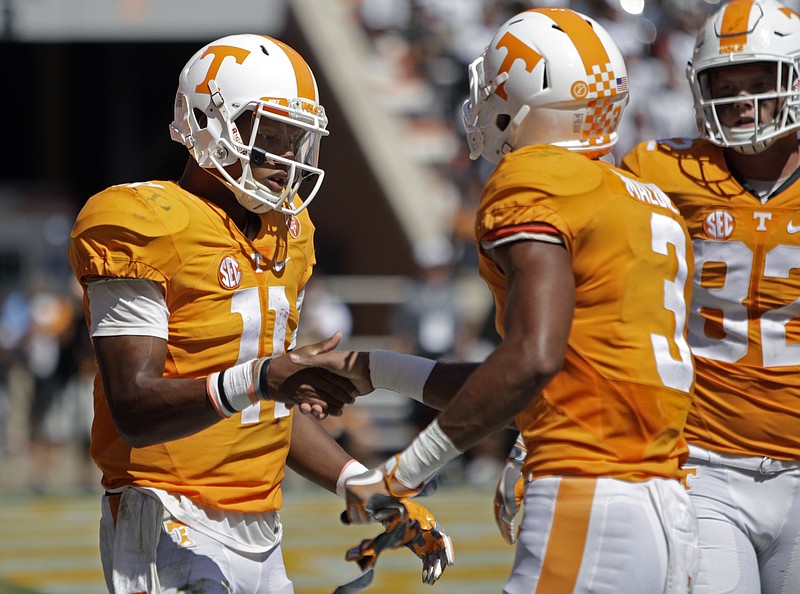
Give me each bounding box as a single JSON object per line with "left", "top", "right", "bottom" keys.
{"left": 616, "top": 76, "right": 628, "bottom": 92}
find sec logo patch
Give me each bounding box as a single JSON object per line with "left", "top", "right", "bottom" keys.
{"left": 286, "top": 214, "right": 301, "bottom": 239}
{"left": 703, "top": 210, "right": 735, "bottom": 240}
{"left": 218, "top": 256, "right": 242, "bottom": 289}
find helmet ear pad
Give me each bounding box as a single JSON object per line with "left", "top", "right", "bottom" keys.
{"left": 170, "top": 93, "right": 238, "bottom": 168}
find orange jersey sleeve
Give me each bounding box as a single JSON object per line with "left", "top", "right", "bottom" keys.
{"left": 69, "top": 181, "right": 316, "bottom": 512}
{"left": 476, "top": 145, "right": 695, "bottom": 482}
{"left": 624, "top": 139, "right": 800, "bottom": 460}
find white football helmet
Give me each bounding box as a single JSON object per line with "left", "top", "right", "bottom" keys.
{"left": 687, "top": 0, "right": 800, "bottom": 154}
{"left": 462, "top": 8, "right": 629, "bottom": 164}
{"left": 170, "top": 34, "right": 329, "bottom": 214}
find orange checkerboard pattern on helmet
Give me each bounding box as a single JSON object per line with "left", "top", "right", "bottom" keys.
{"left": 584, "top": 63, "right": 624, "bottom": 147}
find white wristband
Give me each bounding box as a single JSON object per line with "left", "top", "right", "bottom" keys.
{"left": 336, "top": 459, "right": 369, "bottom": 498}
{"left": 395, "top": 420, "right": 462, "bottom": 488}
{"left": 369, "top": 350, "right": 436, "bottom": 402}
{"left": 206, "top": 358, "right": 270, "bottom": 418}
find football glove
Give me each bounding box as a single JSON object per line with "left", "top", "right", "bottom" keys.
{"left": 494, "top": 434, "right": 527, "bottom": 545}
{"left": 343, "top": 455, "right": 439, "bottom": 525}
{"left": 402, "top": 501, "right": 455, "bottom": 584}
{"left": 337, "top": 497, "right": 454, "bottom": 591}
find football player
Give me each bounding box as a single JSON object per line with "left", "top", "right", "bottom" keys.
{"left": 69, "top": 34, "right": 450, "bottom": 593}
{"left": 622, "top": 1, "right": 800, "bottom": 592}
{"left": 291, "top": 8, "right": 699, "bottom": 593}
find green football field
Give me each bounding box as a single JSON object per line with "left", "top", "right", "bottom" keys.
{"left": 0, "top": 485, "right": 514, "bottom": 594}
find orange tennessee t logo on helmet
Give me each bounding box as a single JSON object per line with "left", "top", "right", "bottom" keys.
{"left": 194, "top": 45, "right": 251, "bottom": 94}
{"left": 780, "top": 7, "right": 800, "bottom": 20}
{"left": 494, "top": 32, "right": 543, "bottom": 100}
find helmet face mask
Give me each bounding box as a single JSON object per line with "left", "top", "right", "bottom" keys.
{"left": 687, "top": 0, "right": 800, "bottom": 154}
{"left": 170, "top": 34, "right": 329, "bottom": 214}
{"left": 698, "top": 62, "right": 791, "bottom": 151}
{"left": 462, "top": 8, "right": 630, "bottom": 164}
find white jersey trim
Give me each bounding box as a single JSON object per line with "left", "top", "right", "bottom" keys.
{"left": 481, "top": 231, "right": 564, "bottom": 251}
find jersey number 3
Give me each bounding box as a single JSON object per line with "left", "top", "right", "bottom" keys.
{"left": 651, "top": 213, "right": 694, "bottom": 393}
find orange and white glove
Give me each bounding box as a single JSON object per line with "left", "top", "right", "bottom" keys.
{"left": 494, "top": 434, "right": 528, "bottom": 545}
{"left": 344, "top": 420, "right": 461, "bottom": 525}
{"left": 335, "top": 421, "right": 460, "bottom": 591}
{"left": 334, "top": 455, "right": 453, "bottom": 591}
{"left": 342, "top": 455, "right": 439, "bottom": 525}
{"left": 338, "top": 496, "right": 454, "bottom": 589}
{"left": 401, "top": 499, "right": 455, "bottom": 585}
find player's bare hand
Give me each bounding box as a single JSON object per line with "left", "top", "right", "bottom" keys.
{"left": 288, "top": 343, "right": 373, "bottom": 396}
{"left": 268, "top": 333, "right": 360, "bottom": 418}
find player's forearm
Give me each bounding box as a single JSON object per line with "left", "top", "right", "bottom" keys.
{"left": 287, "top": 412, "right": 357, "bottom": 494}
{"left": 436, "top": 349, "right": 547, "bottom": 452}
{"left": 367, "top": 351, "right": 478, "bottom": 408}
{"left": 390, "top": 346, "right": 550, "bottom": 490}
{"left": 107, "top": 377, "right": 222, "bottom": 448}
{"left": 94, "top": 335, "right": 221, "bottom": 447}
{"left": 422, "top": 361, "right": 480, "bottom": 409}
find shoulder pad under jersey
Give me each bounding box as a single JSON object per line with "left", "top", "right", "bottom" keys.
{"left": 491, "top": 146, "right": 604, "bottom": 198}
{"left": 627, "top": 137, "right": 723, "bottom": 164}
{"left": 624, "top": 137, "right": 732, "bottom": 190}
{"left": 650, "top": 137, "right": 697, "bottom": 156}
{"left": 71, "top": 182, "right": 190, "bottom": 240}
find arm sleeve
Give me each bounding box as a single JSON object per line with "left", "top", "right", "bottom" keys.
{"left": 87, "top": 278, "right": 169, "bottom": 340}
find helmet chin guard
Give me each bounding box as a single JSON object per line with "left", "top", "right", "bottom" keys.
{"left": 725, "top": 122, "right": 780, "bottom": 155}
{"left": 169, "top": 34, "right": 329, "bottom": 215}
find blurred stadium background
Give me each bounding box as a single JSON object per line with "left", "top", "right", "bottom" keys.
{"left": 1, "top": 0, "right": 793, "bottom": 592}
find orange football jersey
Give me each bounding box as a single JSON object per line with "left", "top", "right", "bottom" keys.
{"left": 624, "top": 138, "right": 800, "bottom": 460}
{"left": 476, "top": 145, "right": 695, "bottom": 482}
{"left": 69, "top": 180, "right": 315, "bottom": 512}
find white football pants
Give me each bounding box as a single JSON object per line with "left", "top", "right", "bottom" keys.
{"left": 504, "top": 475, "right": 698, "bottom": 594}
{"left": 99, "top": 489, "right": 293, "bottom": 594}
{"left": 686, "top": 444, "right": 800, "bottom": 594}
